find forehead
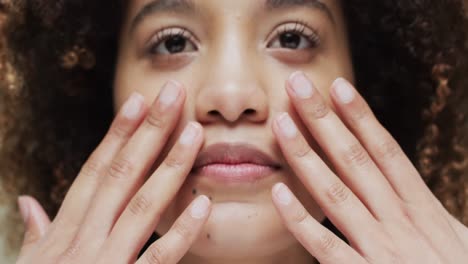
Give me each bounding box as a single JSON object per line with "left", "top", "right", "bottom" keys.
{"left": 128, "top": 0, "right": 333, "bottom": 8}
{"left": 126, "top": 0, "right": 337, "bottom": 15}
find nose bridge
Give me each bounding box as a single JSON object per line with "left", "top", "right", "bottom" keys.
{"left": 213, "top": 24, "right": 253, "bottom": 87}
{"left": 196, "top": 23, "right": 268, "bottom": 123}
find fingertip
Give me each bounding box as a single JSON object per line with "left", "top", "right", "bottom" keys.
{"left": 188, "top": 121, "right": 204, "bottom": 140}
{"left": 179, "top": 122, "right": 202, "bottom": 146}
{"left": 272, "top": 182, "right": 293, "bottom": 206}
{"left": 190, "top": 121, "right": 203, "bottom": 131}
{"left": 190, "top": 195, "right": 211, "bottom": 219}
{"left": 121, "top": 92, "right": 145, "bottom": 120}
{"left": 26, "top": 196, "right": 51, "bottom": 236}
{"left": 17, "top": 195, "right": 30, "bottom": 225}
{"left": 275, "top": 112, "right": 299, "bottom": 139}
{"left": 331, "top": 78, "right": 356, "bottom": 105}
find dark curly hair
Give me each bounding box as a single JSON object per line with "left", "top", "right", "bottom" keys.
{"left": 1, "top": 0, "right": 467, "bottom": 256}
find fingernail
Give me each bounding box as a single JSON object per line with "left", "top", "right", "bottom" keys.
{"left": 289, "top": 71, "right": 314, "bottom": 99}
{"left": 333, "top": 78, "right": 355, "bottom": 104}
{"left": 191, "top": 195, "right": 210, "bottom": 219}
{"left": 17, "top": 196, "right": 29, "bottom": 224}
{"left": 159, "top": 81, "right": 181, "bottom": 108}
{"left": 273, "top": 183, "right": 292, "bottom": 205}
{"left": 122, "top": 92, "right": 144, "bottom": 119}
{"left": 276, "top": 113, "right": 297, "bottom": 138}
{"left": 179, "top": 122, "right": 199, "bottom": 145}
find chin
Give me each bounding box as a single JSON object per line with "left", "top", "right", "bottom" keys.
{"left": 155, "top": 185, "right": 300, "bottom": 260}
{"left": 154, "top": 168, "right": 323, "bottom": 261}
{"left": 185, "top": 201, "right": 299, "bottom": 259}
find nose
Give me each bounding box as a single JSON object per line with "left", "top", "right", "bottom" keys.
{"left": 195, "top": 39, "right": 269, "bottom": 124}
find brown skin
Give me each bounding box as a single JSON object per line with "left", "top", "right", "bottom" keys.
{"left": 115, "top": 0, "right": 351, "bottom": 262}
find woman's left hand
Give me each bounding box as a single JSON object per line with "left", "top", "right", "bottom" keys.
{"left": 271, "top": 72, "right": 468, "bottom": 264}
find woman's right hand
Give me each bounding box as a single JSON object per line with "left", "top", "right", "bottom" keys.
{"left": 16, "top": 81, "right": 211, "bottom": 264}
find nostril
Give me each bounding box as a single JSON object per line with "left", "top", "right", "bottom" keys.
{"left": 244, "top": 109, "right": 256, "bottom": 115}
{"left": 208, "top": 110, "right": 219, "bottom": 116}
{"left": 205, "top": 108, "right": 257, "bottom": 122}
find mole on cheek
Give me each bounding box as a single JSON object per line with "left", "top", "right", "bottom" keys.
{"left": 192, "top": 188, "right": 197, "bottom": 195}
{"left": 207, "top": 233, "right": 211, "bottom": 239}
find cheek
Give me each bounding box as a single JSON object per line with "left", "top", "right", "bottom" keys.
{"left": 113, "top": 58, "right": 204, "bottom": 113}
{"left": 113, "top": 70, "right": 166, "bottom": 112}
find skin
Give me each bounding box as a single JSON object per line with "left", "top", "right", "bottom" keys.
{"left": 114, "top": 0, "right": 351, "bottom": 263}
{"left": 15, "top": 0, "right": 468, "bottom": 264}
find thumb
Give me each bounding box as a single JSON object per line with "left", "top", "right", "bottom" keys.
{"left": 17, "top": 196, "right": 51, "bottom": 251}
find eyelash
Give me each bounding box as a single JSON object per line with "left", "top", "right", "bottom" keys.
{"left": 145, "top": 21, "right": 321, "bottom": 56}
{"left": 269, "top": 20, "right": 321, "bottom": 48}
{"left": 146, "top": 27, "right": 197, "bottom": 54}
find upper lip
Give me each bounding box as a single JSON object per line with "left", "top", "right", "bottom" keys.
{"left": 193, "top": 143, "right": 281, "bottom": 170}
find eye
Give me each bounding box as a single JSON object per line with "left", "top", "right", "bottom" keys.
{"left": 147, "top": 27, "right": 197, "bottom": 55}
{"left": 267, "top": 22, "right": 320, "bottom": 50}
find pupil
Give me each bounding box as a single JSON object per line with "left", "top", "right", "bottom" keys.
{"left": 280, "top": 32, "right": 300, "bottom": 49}
{"left": 165, "top": 36, "right": 186, "bottom": 53}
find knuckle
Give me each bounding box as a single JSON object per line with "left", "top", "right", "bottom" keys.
{"left": 350, "top": 103, "right": 372, "bottom": 122}
{"left": 307, "top": 101, "right": 330, "bottom": 119}
{"left": 291, "top": 207, "right": 310, "bottom": 225}
{"left": 107, "top": 155, "right": 134, "bottom": 180}
{"left": 317, "top": 231, "right": 340, "bottom": 254}
{"left": 326, "top": 182, "right": 351, "bottom": 205}
{"left": 108, "top": 121, "right": 130, "bottom": 139}
{"left": 128, "top": 193, "right": 152, "bottom": 216}
{"left": 173, "top": 216, "right": 193, "bottom": 239}
{"left": 80, "top": 158, "right": 104, "bottom": 179}
{"left": 377, "top": 139, "right": 403, "bottom": 160}
{"left": 342, "top": 143, "right": 370, "bottom": 167}
{"left": 145, "top": 109, "right": 166, "bottom": 129}
{"left": 145, "top": 243, "right": 167, "bottom": 264}
{"left": 60, "top": 237, "right": 83, "bottom": 261}
{"left": 293, "top": 144, "right": 313, "bottom": 159}
{"left": 163, "top": 153, "right": 184, "bottom": 169}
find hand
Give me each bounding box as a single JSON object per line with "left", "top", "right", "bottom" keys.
{"left": 16, "top": 81, "right": 211, "bottom": 264}
{"left": 271, "top": 72, "right": 468, "bottom": 263}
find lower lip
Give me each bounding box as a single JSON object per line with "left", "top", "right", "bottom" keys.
{"left": 191, "top": 163, "right": 277, "bottom": 184}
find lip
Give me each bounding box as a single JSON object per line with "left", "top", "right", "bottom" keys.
{"left": 190, "top": 143, "right": 281, "bottom": 184}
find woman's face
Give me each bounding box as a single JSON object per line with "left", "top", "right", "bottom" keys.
{"left": 114, "top": 0, "right": 353, "bottom": 261}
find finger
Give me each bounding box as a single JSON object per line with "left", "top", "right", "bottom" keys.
{"left": 430, "top": 194, "right": 468, "bottom": 250}
{"left": 72, "top": 81, "right": 185, "bottom": 255}
{"left": 448, "top": 214, "right": 468, "bottom": 248}
{"left": 286, "top": 72, "right": 401, "bottom": 221}
{"left": 271, "top": 183, "right": 366, "bottom": 264}
{"left": 134, "top": 195, "right": 211, "bottom": 264}
{"left": 272, "top": 113, "right": 383, "bottom": 250}
{"left": 102, "top": 122, "right": 203, "bottom": 262}
{"left": 330, "top": 79, "right": 468, "bottom": 262}
{"left": 53, "top": 92, "right": 146, "bottom": 231}
{"left": 433, "top": 195, "right": 468, "bottom": 246}
{"left": 18, "top": 196, "right": 51, "bottom": 256}
{"left": 329, "top": 78, "right": 433, "bottom": 205}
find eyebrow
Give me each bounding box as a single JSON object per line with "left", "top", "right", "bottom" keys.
{"left": 129, "top": 0, "right": 195, "bottom": 33}
{"left": 266, "top": 0, "right": 335, "bottom": 23}
{"left": 129, "top": 0, "right": 334, "bottom": 34}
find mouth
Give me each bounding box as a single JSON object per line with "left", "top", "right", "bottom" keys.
{"left": 190, "top": 143, "right": 281, "bottom": 184}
